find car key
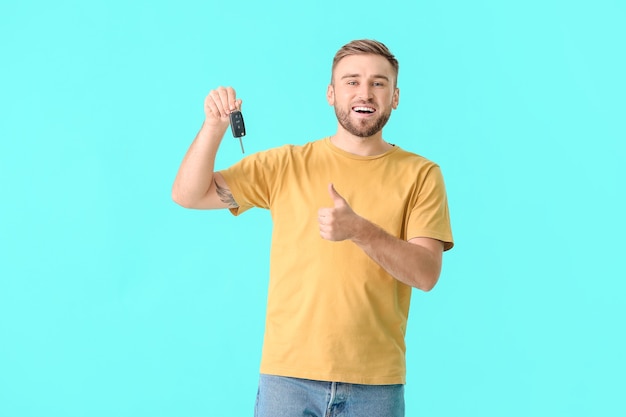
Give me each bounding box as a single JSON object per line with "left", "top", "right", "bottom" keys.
{"left": 229, "top": 110, "right": 246, "bottom": 153}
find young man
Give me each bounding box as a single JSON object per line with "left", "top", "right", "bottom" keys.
{"left": 172, "top": 39, "right": 453, "bottom": 417}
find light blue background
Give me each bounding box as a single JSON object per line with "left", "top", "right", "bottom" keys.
{"left": 1, "top": 0, "right": 624, "bottom": 416}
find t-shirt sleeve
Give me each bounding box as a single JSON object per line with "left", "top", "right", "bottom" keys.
{"left": 406, "top": 165, "right": 454, "bottom": 250}
{"left": 218, "top": 148, "right": 281, "bottom": 216}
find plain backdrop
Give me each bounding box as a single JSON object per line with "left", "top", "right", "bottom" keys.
{"left": 1, "top": 1, "right": 625, "bottom": 416}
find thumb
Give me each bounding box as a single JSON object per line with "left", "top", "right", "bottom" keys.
{"left": 328, "top": 183, "right": 347, "bottom": 207}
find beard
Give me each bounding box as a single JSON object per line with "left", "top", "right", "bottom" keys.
{"left": 334, "top": 105, "right": 391, "bottom": 138}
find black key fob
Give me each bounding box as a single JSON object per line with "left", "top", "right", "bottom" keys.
{"left": 229, "top": 110, "right": 246, "bottom": 137}
{"left": 229, "top": 110, "right": 246, "bottom": 153}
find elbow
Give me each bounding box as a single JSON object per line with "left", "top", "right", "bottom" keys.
{"left": 171, "top": 187, "right": 193, "bottom": 208}
{"left": 171, "top": 194, "right": 187, "bottom": 208}
{"left": 414, "top": 273, "right": 440, "bottom": 292}
{"left": 172, "top": 195, "right": 187, "bottom": 208}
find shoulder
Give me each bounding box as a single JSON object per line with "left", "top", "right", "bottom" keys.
{"left": 247, "top": 138, "right": 326, "bottom": 161}
{"left": 389, "top": 146, "right": 441, "bottom": 173}
{"left": 226, "top": 139, "right": 326, "bottom": 173}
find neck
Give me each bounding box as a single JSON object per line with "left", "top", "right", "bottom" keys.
{"left": 330, "top": 128, "right": 393, "bottom": 157}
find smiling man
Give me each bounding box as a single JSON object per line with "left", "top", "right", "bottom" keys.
{"left": 172, "top": 39, "right": 454, "bottom": 417}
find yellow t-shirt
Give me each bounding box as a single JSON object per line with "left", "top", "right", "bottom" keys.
{"left": 220, "top": 137, "right": 453, "bottom": 385}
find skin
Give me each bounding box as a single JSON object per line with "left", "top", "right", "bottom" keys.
{"left": 171, "top": 88, "right": 240, "bottom": 210}
{"left": 326, "top": 53, "right": 399, "bottom": 155}
{"left": 172, "top": 54, "right": 444, "bottom": 291}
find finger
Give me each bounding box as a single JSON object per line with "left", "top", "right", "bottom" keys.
{"left": 318, "top": 207, "right": 333, "bottom": 224}
{"left": 207, "top": 89, "right": 229, "bottom": 118}
{"left": 328, "top": 183, "right": 346, "bottom": 207}
{"left": 225, "top": 87, "right": 238, "bottom": 112}
{"left": 319, "top": 225, "right": 331, "bottom": 240}
{"left": 216, "top": 87, "right": 233, "bottom": 116}
{"left": 205, "top": 93, "right": 224, "bottom": 119}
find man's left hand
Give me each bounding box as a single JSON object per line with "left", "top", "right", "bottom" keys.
{"left": 318, "top": 183, "right": 362, "bottom": 241}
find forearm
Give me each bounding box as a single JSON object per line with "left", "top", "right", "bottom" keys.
{"left": 318, "top": 184, "right": 443, "bottom": 290}
{"left": 171, "top": 121, "right": 227, "bottom": 207}
{"left": 351, "top": 218, "right": 442, "bottom": 291}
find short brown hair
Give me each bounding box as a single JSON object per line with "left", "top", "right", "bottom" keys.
{"left": 331, "top": 39, "right": 399, "bottom": 85}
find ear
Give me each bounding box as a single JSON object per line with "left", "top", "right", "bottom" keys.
{"left": 326, "top": 84, "right": 335, "bottom": 106}
{"left": 392, "top": 87, "right": 400, "bottom": 110}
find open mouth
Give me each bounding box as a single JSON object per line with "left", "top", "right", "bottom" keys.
{"left": 352, "top": 106, "right": 376, "bottom": 114}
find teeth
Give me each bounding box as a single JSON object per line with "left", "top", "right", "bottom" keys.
{"left": 353, "top": 106, "right": 375, "bottom": 113}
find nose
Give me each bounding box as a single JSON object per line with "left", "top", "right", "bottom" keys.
{"left": 357, "top": 84, "right": 373, "bottom": 101}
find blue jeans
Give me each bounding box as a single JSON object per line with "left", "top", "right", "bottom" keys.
{"left": 254, "top": 374, "right": 405, "bottom": 417}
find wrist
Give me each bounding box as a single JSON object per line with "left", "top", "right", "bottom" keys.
{"left": 350, "top": 216, "right": 378, "bottom": 245}
{"left": 198, "top": 119, "right": 229, "bottom": 143}
{"left": 202, "top": 118, "right": 230, "bottom": 131}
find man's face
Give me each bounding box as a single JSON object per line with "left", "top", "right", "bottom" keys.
{"left": 327, "top": 54, "right": 399, "bottom": 138}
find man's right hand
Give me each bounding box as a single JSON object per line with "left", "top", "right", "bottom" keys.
{"left": 203, "top": 86, "right": 243, "bottom": 128}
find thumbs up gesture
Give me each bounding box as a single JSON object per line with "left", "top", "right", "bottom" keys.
{"left": 318, "top": 183, "right": 362, "bottom": 241}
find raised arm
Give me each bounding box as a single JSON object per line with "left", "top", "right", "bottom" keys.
{"left": 171, "top": 87, "right": 241, "bottom": 210}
